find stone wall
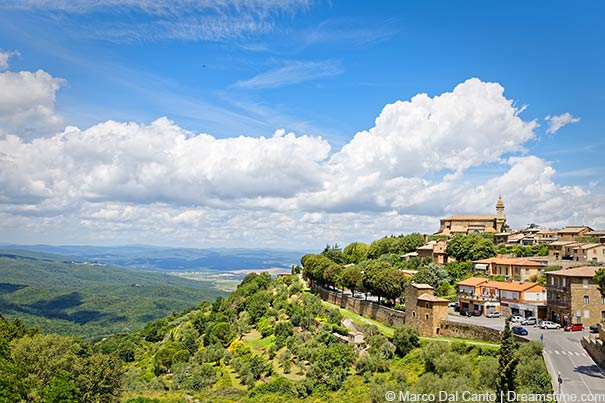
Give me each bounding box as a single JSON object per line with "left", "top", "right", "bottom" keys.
{"left": 581, "top": 336, "right": 605, "bottom": 368}
{"left": 313, "top": 284, "right": 406, "bottom": 327}
{"left": 438, "top": 320, "right": 502, "bottom": 342}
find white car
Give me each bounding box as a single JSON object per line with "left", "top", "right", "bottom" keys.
{"left": 487, "top": 311, "right": 501, "bottom": 318}
{"left": 540, "top": 321, "right": 561, "bottom": 329}
{"left": 510, "top": 315, "right": 523, "bottom": 323}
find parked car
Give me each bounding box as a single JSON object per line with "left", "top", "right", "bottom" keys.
{"left": 512, "top": 326, "right": 528, "bottom": 335}
{"left": 487, "top": 311, "right": 501, "bottom": 318}
{"left": 564, "top": 323, "right": 584, "bottom": 332}
{"left": 540, "top": 321, "right": 561, "bottom": 329}
{"left": 590, "top": 324, "right": 600, "bottom": 333}
{"left": 510, "top": 315, "right": 523, "bottom": 323}
{"left": 461, "top": 310, "right": 472, "bottom": 317}
{"left": 521, "top": 317, "right": 537, "bottom": 326}
{"left": 471, "top": 310, "right": 482, "bottom": 316}
{"left": 448, "top": 302, "right": 458, "bottom": 308}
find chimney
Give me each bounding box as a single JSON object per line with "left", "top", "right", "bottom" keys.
{"left": 423, "top": 234, "right": 428, "bottom": 244}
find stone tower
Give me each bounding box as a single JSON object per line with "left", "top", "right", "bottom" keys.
{"left": 495, "top": 196, "right": 506, "bottom": 231}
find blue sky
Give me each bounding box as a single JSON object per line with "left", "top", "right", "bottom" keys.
{"left": 0, "top": 1, "right": 603, "bottom": 248}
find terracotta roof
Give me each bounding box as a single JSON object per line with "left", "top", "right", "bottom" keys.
{"left": 547, "top": 241, "right": 577, "bottom": 246}
{"left": 472, "top": 257, "right": 546, "bottom": 267}
{"left": 442, "top": 215, "right": 498, "bottom": 221}
{"left": 412, "top": 283, "right": 434, "bottom": 289}
{"left": 495, "top": 281, "right": 542, "bottom": 292}
{"left": 576, "top": 243, "right": 603, "bottom": 250}
{"left": 417, "top": 293, "right": 449, "bottom": 303}
{"left": 586, "top": 230, "right": 605, "bottom": 237}
{"left": 557, "top": 226, "right": 593, "bottom": 234}
{"left": 417, "top": 242, "right": 436, "bottom": 250}
{"left": 546, "top": 266, "right": 600, "bottom": 278}
{"left": 457, "top": 277, "right": 489, "bottom": 286}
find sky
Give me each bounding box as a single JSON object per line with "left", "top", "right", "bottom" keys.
{"left": 0, "top": 0, "right": 604, "bottom": 249}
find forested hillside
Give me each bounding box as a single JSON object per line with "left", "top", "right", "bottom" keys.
{"left": 0, "top": 253, "right": 225, "bottom": 339}
{"left": 0, "top": 271, "right": 551, "bottom": 403}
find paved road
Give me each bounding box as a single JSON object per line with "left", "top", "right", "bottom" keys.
{"left": 448, "top": 311, "right": 605, "bottom": 402}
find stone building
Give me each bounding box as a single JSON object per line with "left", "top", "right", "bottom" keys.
{"left": 547, "top": 241, "right": 605, "bottom": 264}
{"left": 436, "top": 197, "right": 506, "bottom": 236}
{"left": 404, "top": 283, "right": 449, "bottom": 336}
{"left": 556, "top": 226, "right": 594, "bottom": 241}
{"left": 416, "top": 238, "right": 449, "bottom": 264}
{"left": 546, "top": 266, "right": 605, "bottom": 326}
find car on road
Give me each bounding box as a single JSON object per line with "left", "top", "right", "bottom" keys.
{"left": 590, "top": 324, "right": 600, "bottom": 333}
{"left": 512, "top": 326, "right": 528, "bottom": 335}
{"left": 564, "top": 323, "right": 584, "bottom": 332}
{"left": 461, "top": 310, "right": 472, "bottom": 317}
{"left": 471, "top": 309, "right": 482, "bottom": 316}
{"left": 510, "top": 315, "right": 523, "bottom": 323}
{"left": 448, "top": 302, "right": 458, "bottom": 308}
{"left": 487, "top": 311, "right": 501, "bottom": 318}
{"left": 540, "top": 321, "right": 561, "bottom": 329}
{"left": 521, "top": 317, "right": 537, "bottom": 326}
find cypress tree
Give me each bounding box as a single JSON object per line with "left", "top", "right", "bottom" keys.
{"left": 497, "top": 317, "right": 519, "bottom": 400}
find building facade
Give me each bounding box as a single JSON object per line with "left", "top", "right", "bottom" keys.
{"left": 457, "top": 277, "right": 546, "bottom": 318}
{"left": 556, "top": 226, "right": 594, "bottom": 241}
{"left": 436, "top": 197, "right": 506, "bottom": 236}
{"left": 546, "top": 266, "right": 605, "bottom": 326}
{"left": 404, "top": 283, "right": 449, "bottom": 336}
{"left": 472, "top": 257, "right": 546, "bottom": 281}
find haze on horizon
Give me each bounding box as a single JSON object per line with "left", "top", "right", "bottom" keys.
{"left": 0, "top": 1, "right": 603, "bottom": 249}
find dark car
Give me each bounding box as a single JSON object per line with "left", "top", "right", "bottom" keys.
{"left": 512, "top": 326, "right": 528, "bottom": 336}
{"left": 461, "top": 310, "right": 472, "bottom": 317}
{"left": 564, "top": 323, "right": 584, "bottom": 332}
{"left": 590, "top": 324, "right": 600, "bottom": 333}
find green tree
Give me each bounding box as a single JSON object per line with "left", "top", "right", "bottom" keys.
{"left": 77, "top": 354, "right": 123, "bottom": 403}
{"left": 342, "top": 242, "right": 370, "bottom": 263}
{"left": 42, "top": 372, "right": 80, "bottom": 403}
{"left": 338, "top": 266, "right": 364, "bottom": 297}
{"left": 497, "top": 318, "right": 519, "bottom": 399}
{"left": 470, "top": 238, "right": 497, "bottom": 260}
{"left": 321, "top": 244, "right": 347, "bottom": 265}
{"left": 594, "top": 268, "right": 605, "bottom": 297}
{"left": 392, "top": 325, "right": 420, "bottom": 357}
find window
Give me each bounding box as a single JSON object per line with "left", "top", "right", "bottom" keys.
{"left": 584, "top": 296, "right": 590, "bottom": 304}
{"left": 601, "top": 297, "right": 605, "bottom": 305}
{"left": 583, "top": 279, "right": 589, "bottom": 289}
{"left": 425, "top": 314, "right": 429, "bottom": 320}
{"left": 584, "top": 310, "right": 590, "bottom": 319}
{"left": 602, "top": 311, "right": 605, "bottom": 319}
{"left": 412, "top": 311, "right": 416, "bottom": 318}
{"left": 525, "top": 268, "right": 530, "bottom": 274}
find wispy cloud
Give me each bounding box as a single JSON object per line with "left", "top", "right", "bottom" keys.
{"left": 545, "top": 112, "right": 580, "bottom": 134}
{"left": 301, "top": 18, "right": 399, "bottom": 47}
{"left": 0, "top": 49, "right": 19, "bottom": 70}
{"left": 1, "top": 0, "right": 312, "bottom": 42}
{"left": 233, "top": 60, "right": 343, "bottom": 89}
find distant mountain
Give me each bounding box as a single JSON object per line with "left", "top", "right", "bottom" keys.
{"left": 0, "top": 244, "right": 307, "bottom": 271}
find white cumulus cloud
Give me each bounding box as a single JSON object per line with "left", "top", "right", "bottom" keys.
{"left": 0, "top": 69, "right": 64, "bottom": 138}
{"left": 545, "top": 112, "right": 580, "bottom": 134}
{"left": 0, "top": 76, "right": 603, "bottom": 248}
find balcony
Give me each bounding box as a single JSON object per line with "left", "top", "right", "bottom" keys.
{"left": 459, "top": 293, "right": 499, "bottom": 302}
